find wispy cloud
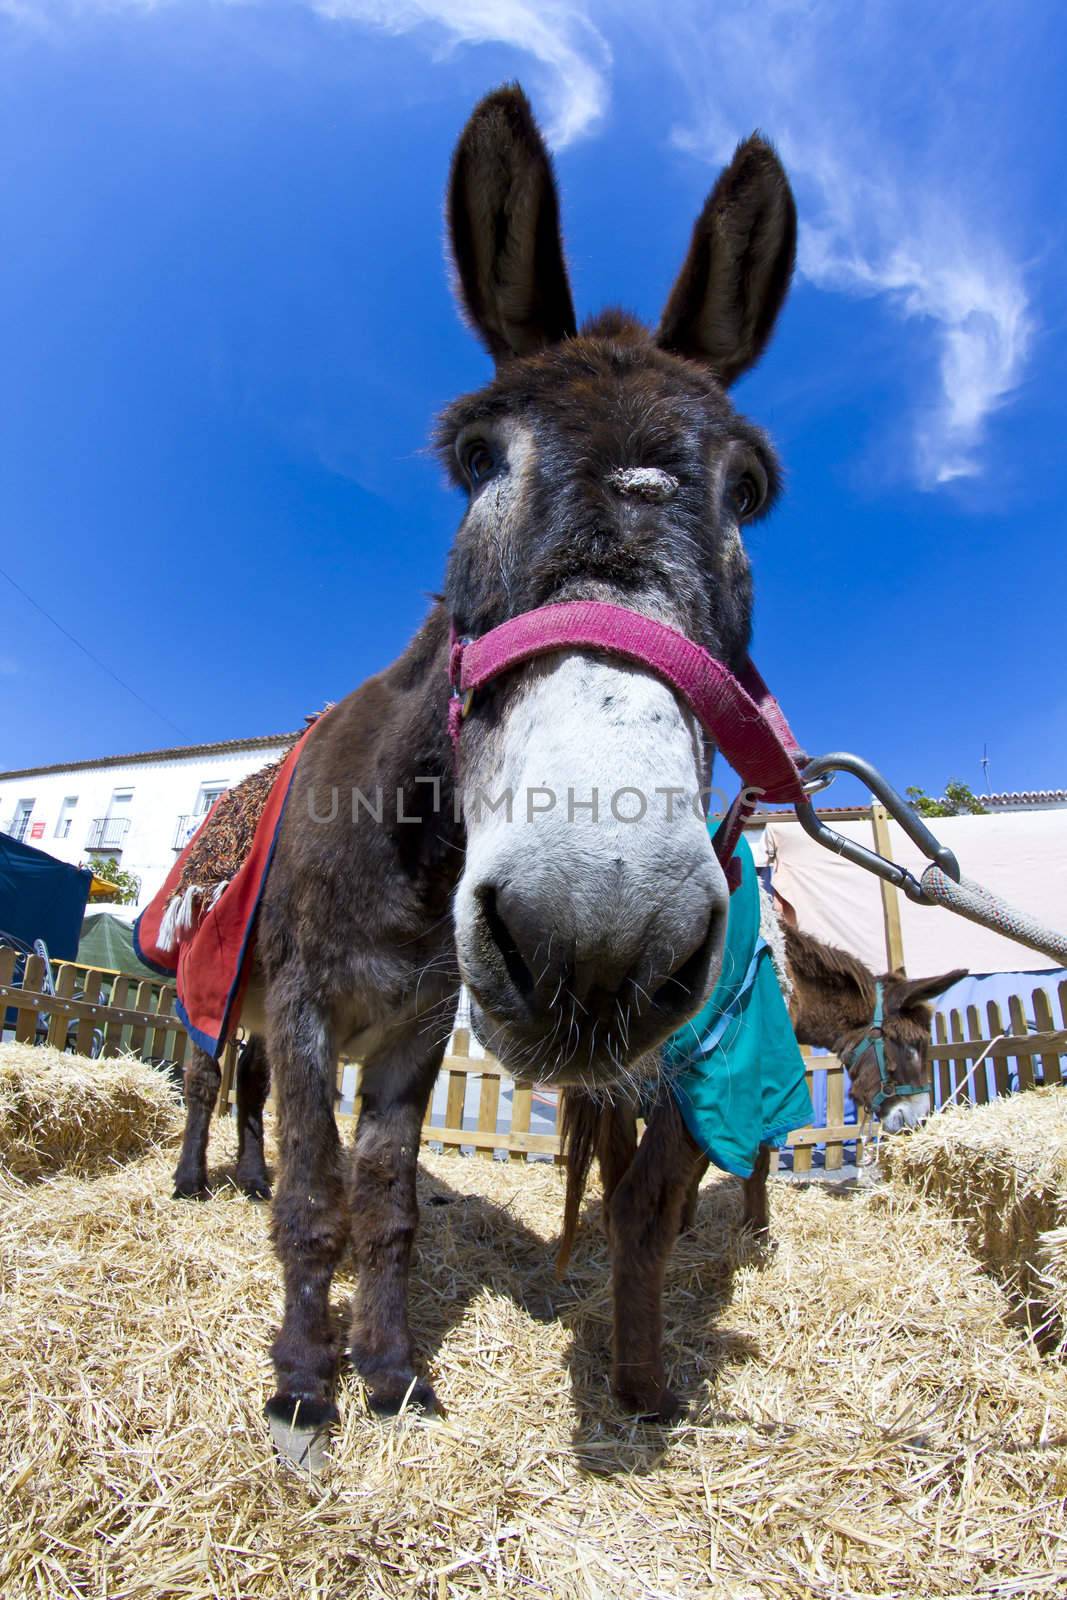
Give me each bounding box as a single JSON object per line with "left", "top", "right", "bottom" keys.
{"left": 313, "top": 1, "right": 609, "bottom": 146}
{"left": 661, "top": 0, "right": 1033, "bottom": 488}
{"left": 4, "top": 0, "right": 1033, "bottom": 483}
{"left": 1, "top": 0, "right": 609, "bottom": 147}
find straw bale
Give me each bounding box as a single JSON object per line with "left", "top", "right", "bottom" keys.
{"left": 2, "top": 1112, "right": 1066, "bottom": 1600}
{"left": 0, "top": 1042, "right": 181, "bottom": 1181}
{"left": 1036, "top": 1227, "right": 1067, "bottom": 1355}
{"left": 883, "top": 1087, "right": 1067, "bottom": 1343}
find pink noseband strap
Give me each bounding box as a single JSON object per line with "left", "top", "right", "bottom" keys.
{"left": 448, "top": 600, "right": 808, "bottom": 808}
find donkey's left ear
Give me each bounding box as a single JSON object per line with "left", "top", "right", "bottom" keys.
{"left": 658, "top": 135, "right": 796, "bottom": 387}
{"left": 447, "top": 84, "right": 577, "bottom": 363}
{"left": 892, "top": 969, "right": 969, "bottom": 1010}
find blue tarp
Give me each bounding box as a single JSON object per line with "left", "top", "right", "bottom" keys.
{"left": 0, "top": 831, "right": 92, "bottom": 961}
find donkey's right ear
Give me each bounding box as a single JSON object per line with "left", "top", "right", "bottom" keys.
{"left": 448, "top": 84, "right": 577, "bottom": 363}
{"left": 658, "top": 135, "right": 796, "bottom": 387}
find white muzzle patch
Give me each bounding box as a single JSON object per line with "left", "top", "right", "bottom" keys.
{"left": 880, "top": 1092, "right": 932, "bottom": 1134}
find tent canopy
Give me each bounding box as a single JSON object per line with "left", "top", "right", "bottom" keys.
{"left": 88, "top": 874, "right": 124, "bottom": 900}
{"left": 764, "top": 809, "right": 1067, "bottom": 977}
{"left": 78, "top": 909, "right": 161, "bottom": 980}
{"left": 0, "top": 831, "right": 92, "bottom": 960}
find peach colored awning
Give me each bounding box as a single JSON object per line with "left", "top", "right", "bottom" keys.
{"left": 764, "top": 809, "right": 1067, "bottom": 976}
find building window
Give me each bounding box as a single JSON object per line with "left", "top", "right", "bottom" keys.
{"left": 55, "top": 796, "right": 78, "bottom": 840}
{"left": 10, "top": 799, "right": 34, "bottom": 842}
{"left": 88, "top": 789, "right": 134, "bottom": 852}
{"left": 174, "top": 780, "right": 229, "bottom": 852}
{"left": 195, "top": 781, "right": 228, "bottom": 817}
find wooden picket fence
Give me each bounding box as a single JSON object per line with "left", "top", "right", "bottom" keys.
{"left": 345, "top": 980, "right": 1067, "bottom": 1169}
{"left": 0, "top": 951, "right": 240, "bottom": 1089}
{"left": 339, "top": 1032, "right": 861, "bottom": 1170}
{"left": 3, "top": 952, "right": 1065, "bottom": 1171}
{"left": 930, "top": 978, "right": 1067, "bottom": 1106}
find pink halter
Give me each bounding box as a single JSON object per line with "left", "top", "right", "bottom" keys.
{"left": 448, "top": 600, "right": 809, "bottom": 885}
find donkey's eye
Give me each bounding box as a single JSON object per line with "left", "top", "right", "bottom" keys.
{"left": 731, "top": 472, "right": 764, "bottom": 521}
{"left": 460, "top": 440, "right": 499, "bottom": 488}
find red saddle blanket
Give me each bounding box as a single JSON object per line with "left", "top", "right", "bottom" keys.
{"left": 134, "top": 725, "right": 315, "bottom": 1059}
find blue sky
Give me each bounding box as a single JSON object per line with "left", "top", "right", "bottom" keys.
{"left": 1, "top": 0, "right": 1064, "bottom": 806}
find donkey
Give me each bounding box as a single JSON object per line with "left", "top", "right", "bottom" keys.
{"left": 172, "top": 1033, "right": 272, "bottom": 1201}
{"left": 182, "top": 83, "right": 802, "bottom": 1447}
{"left": 557, "top": 920, "right": 965, "bottom": 1324}
{"left": 782, "top": 920, "right": 966, "bottom": 1137}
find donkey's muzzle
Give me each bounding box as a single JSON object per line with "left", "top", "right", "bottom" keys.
{"left": 463, "top": 863, "right": 726, "bottom": 1075}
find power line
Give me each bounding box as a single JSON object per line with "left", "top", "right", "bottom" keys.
{"left": 0, "top": 562, "right": 190, "bottom": 740}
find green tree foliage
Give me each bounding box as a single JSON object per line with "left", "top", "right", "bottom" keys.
{"left": 86, "top": 854, "right": 142, "bottom": 905}
{"left": 905, "top": 781, "right": 988, "bottom": 818}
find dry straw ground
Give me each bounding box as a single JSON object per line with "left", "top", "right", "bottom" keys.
{"left": 1, "top": 1050, "right": 1066, "bottom": 1599}
{"left": 1037, "top": 1228, "right": 1067, "bottom": 1356}
{"left": 884, "top": 1088, "right": 1067, "bottom": 1352}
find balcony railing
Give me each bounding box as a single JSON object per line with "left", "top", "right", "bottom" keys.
{"left": 87, "top": 817, "right": 130, "bottom": 851}
{"left": 173, "top": 814, "right": 203, "bottom": 851}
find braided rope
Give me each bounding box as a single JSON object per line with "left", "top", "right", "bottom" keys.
{"left": 921, "top": 866, "right": 1067, "bottom": 965}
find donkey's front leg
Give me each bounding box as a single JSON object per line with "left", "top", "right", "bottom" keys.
{"left": 234, "top": 1033, "right": 272, "bottom": 1200}
{"left": 679, "top": 1152, "right": 711, "bottom": 1235}
{"left": 598, "top": 1101, "right": 639, "bottom": 1221}
{"left": 741, "top": 1144, "right": 772, "bottom": 1239}
{"left": 172, "top": 1046, "right": 220, "bottom": 1199}
{"left": 265, "top": 996, "right": 347, "bottom": 1457}
{"left": 347, "top": 1026, "right": 448, "bottom": 1414}
{"left": 608, "top": 1094, "right": 704, "bottom": 1422}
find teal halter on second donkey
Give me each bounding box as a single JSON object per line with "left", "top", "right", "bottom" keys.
{"left": 838, "top": 981, "right": 929, "bottom": 1119}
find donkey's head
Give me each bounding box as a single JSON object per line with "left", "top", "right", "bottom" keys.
{"left": 838, "top": 969, "right": 966, "bottom": 1131}
{"left": 440, "top": 86, "right": 796, "bottom": 1083}
{"left": 784, "top": 922, "right": 965, "bottom": 1131}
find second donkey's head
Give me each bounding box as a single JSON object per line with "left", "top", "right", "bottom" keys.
{"left": 440, "top": 86, "right": 796, "bottom": 1085}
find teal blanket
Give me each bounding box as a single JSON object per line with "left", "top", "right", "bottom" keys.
{"left": 662, "top": 833, "right": 813, "bottom": 1178}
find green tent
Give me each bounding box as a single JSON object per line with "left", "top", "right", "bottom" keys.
{"left": 78, "top": 911, "right": 161, "bottom": 981}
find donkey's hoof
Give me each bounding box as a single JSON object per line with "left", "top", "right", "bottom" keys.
{"left": 172, "top": 1177, "right": 209, "bottom": 1201}
{"left": 366, "top": 1374, "right": 439, "bottom": 1418}
{"left": 238, "top": 1175, "right": 272, "bottom": 1202}
{"left": 614, "top": 1384, "right": 686, "bottom": 1425}
{"left": 738, "top": 1225, "right": 777, "bottom": 1261}
{"left": 265, "top": 1394, "right": 337, "bottom": 1472}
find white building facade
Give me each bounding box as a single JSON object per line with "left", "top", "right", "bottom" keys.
{"left": 0, "top": 731, "right": 299, "bottom": 909}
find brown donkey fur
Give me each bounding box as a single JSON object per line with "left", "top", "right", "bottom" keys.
{"left": 177, "top": 83, "right": 810, "bottom": 1446}
{"left": 558, "top": 921, "right": 965, "bottom": 1409}
{"left": 172, "top": 1036, "right": 272, "bottom": 1202}
{"left": 782, "top": 922, "right": 965, "bottom": 1122}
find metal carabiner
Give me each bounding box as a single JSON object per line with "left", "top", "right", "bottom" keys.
{"left": 793, "top": 752, "right": 961, "bottom": 905}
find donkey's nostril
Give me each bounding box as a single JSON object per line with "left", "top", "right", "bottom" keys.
{"left": 472, "top": 877, "right": 722, "bottom": 1031}
{"left": 648, "top": 934, "right": 712, "bottom": 1010}
{"left": 477, "top": 885, "right": 535, "bottom": 1001}
{"left": 645, "top": 910, "right": 719, "bottom": 1013}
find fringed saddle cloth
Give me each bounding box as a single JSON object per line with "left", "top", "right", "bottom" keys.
{"left": 135, "top": 715, "right": 328, "bottom": 1057}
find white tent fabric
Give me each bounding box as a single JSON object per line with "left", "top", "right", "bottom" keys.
{"left": 763, "top": 809, "right": 1067, "bottom": 976}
